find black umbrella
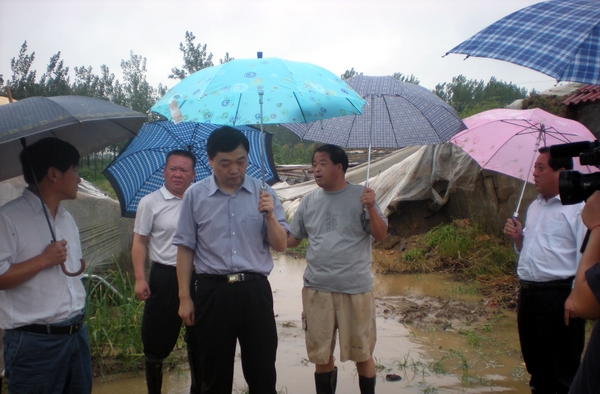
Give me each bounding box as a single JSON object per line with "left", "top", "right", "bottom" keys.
{"left": 0, "top": 95, "right": 148, "bottom": 181}
{"left": 0, "top": 95, "right": 147, "bottom": 275}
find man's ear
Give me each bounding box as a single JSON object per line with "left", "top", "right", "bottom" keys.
{"left": 46, "top": 167, "right": 59, "bottom": 183}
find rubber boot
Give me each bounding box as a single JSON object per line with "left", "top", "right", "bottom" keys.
{"left": 187, "top": 349, "right": 202, "bottom": 394}
{"left": 314, "top": 366, "right": 337, "bottom": 394}
{"left": 358, "top": 375, "right": 376, "bottom": 394}
{"left": 145, "top": 358, "right": 163, "bottom": 394}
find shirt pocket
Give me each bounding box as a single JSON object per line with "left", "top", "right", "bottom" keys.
{"left": 541, "top": 218, "right": 572, "bottom": 247}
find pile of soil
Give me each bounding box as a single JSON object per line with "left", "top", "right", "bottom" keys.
{"left": 375, "top": 294, "right": 499, "bottom": 332}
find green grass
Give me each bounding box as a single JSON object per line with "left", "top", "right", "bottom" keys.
{"left": 382, "top": 221, "right": 517, "bottom": 281}
{"left": 84, "top": 264, "right": 186, "bottom": 377}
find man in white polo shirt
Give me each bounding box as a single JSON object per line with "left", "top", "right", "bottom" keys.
{"left": 132, "top": 149, "right": 200, "bottom": 394}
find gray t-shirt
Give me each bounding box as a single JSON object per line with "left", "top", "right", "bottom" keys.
{"left": 289, "top": 183, "right": 387, "bottom": 294}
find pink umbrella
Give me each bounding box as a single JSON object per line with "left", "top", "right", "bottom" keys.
{"left": 450, "top": 108, "right": 598, "bottom": 217}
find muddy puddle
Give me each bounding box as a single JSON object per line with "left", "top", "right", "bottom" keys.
{"left": 92, "top": 254, "right": 529, "bottom": 393}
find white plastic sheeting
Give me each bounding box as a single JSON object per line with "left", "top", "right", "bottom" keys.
{"left": 0, "top": 177, "right": 133, "bottom": 272}
{"left": 278, "top": 143, "right": 479, "bottom": 218}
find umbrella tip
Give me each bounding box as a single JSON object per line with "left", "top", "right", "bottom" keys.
{"left": 257, "top": 51, "right": 263, "bottom": 59}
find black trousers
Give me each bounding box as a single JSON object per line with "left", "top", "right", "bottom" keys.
{"left": 142, "top": 263, "right": 198, "bottom": 360}
{"left": 193, "top": 274, "right": 277, "bottom": 394}
{"left": 518, "top": 281, "right": 585, "bottom": 394}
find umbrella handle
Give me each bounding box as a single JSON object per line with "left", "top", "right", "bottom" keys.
{"left": 61, "top": 258, "right": 86, "bottom": 277}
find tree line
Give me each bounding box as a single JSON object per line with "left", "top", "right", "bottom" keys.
{"left": 1, "top": 31, "right": 533, "bottom": 166}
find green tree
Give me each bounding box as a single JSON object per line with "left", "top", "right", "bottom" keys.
{"left": 393, "top": 72, "right": 420, "bottom": 85}
{"left": 39, "top": 52, "right": 71, "bottom": 97}
{"left": 72, "top": 64, "right": 116, "bottom": 100}
{"left": 341, "top": 67, "right": 360, "bottom": 80}
{"left": 7, "top": 41, "right": 39, "bottom": 99}
{"left": 169, "top": 31, "right": 215, "bottom": 80}
{"left": 119, "top": 51, "right": 157, "bottom": 113}
{"left": 434, "top": 75, "right": 527, "bottom": 117}
{"left": 219, "top": 52, "right": 234, "bottom": 64}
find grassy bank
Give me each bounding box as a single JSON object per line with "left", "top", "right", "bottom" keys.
{"left": 83, "top": 267, "right": 186, "bottom": 378}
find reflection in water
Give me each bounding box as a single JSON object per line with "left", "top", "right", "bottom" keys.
{"left": 93, "top": 255, "right": 529, "bottom": 393}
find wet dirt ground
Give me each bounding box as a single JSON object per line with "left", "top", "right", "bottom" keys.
{"left": 92, "top": 254, "right": 530, "bottom": 393}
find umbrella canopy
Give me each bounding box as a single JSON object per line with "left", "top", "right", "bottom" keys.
{"left": 445, "top": 0, "right": 600, "bottom": 85}
{"left": 284, "top": 75, "right": 466, "bottom": 148}
{"left": 0, "top": 95, "right": 147, "bottom": 181}
{"left": 150, "top": 57, "right": 366, "bottom": 126}
{"left": 102, "top": 121, "right": 279, "bottom": 218}
{"left": 450, "top": 108, "right": 598, "bottom": 215}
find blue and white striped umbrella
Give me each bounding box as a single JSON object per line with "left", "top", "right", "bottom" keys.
{"left": 446, "top": 0, "right": 600, "bottom": 85}
{"left": 103, "top": 121, "right": 278, "bottom": 218}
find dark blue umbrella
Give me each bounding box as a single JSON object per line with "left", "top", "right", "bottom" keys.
{"left": 283, "top": 75, "right": 466, "bottom": 184}
{"left": 103, "top": 121, "right": 279, "bottom": 218}
{"left": 445, "top": 0, "right": 600, "bottom": 85}
{"left": 0, "top": 95, "right": 147, "bottom": 181}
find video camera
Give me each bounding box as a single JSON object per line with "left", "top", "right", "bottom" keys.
{"left": 550, "top": 140, "right": 600, "bottom": 205}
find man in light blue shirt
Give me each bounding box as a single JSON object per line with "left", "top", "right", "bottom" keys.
{"left": 175, "top": 126, "right": 289, "bottom": 394}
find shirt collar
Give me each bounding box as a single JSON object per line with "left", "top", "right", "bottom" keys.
{"left": 537, "top": 193, "right": 561, "bottom": 205}
{"left": 23, "top": 187, "right": 65, "bottom": 216}
{"left": 159, "top": 185, "right": 179, "bottom": 200}
{"left": 208, "top": 174, "right": 253, "bottom": 196}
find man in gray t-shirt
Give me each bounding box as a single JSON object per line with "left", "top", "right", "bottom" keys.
{"left": 288, "top": 144, "right": 388, "bottom": 394}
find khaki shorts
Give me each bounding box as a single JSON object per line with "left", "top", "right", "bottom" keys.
{"left": 301, "top": 287, "right": 376, "bottom": 364}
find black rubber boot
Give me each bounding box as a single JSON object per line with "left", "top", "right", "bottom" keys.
{"left": 314, "top": 366, "right": 337, "bottom": 394}
{"left": 187, "top": 349, "right": 202, "bottom": 394}
{"left": 359, "top": 375, "right": 376, "bottom": 394}
{"left": 145, "top": 358, "right": 163, "bottom": 394}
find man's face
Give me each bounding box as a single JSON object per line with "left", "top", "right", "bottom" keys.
{"left": 312, "top": 151, "right": 342, "bottom": 191}
{"left": 55, "top": 165, "right": 81, "bottom": 200}
{"left": 208, "top": 145, "right": 248, "bottom": 192}
{"left": 532, "top": 152, "right": 560, "bottom": 199}
{"left": 163, "top": 154, "right": 195, "bottom": 197}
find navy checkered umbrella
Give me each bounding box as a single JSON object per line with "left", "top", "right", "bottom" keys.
{"left": 445, "top": 0, "right": 600, "bottom": 85}
{"left": 103, "top": 121, "right": 279, "bottom": 218}
{"left": 284, "top": 75, "right": 466, "bottom": 184}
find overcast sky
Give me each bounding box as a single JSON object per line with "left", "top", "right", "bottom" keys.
{"left": 1, "top": 0, "right": 562, "bottom": 94}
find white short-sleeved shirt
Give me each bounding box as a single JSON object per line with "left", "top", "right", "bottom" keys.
{"left": 134, "top": 186, "right": 182, "bottom": 266}
{"left": 518, "top": 195, "right": 586, "bottom": 282}
{"left": 0, "top": 189, "right": 86, "bottom": 329}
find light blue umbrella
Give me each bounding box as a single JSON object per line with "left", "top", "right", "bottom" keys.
{"left": 151, "top": 57, "right": 366, "bottom": 126}
{"left": 102, "top": 121, "right": 278, "bottom": 218}
{"left": 445, "top": 0, "right": 600, "bottom": 85}
{"left": 150, "top": 56, "right": 366, "bottom": 187}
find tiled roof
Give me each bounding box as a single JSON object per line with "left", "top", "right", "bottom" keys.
{"left": 563, "top": 84, "right": 600, "bottom": 105}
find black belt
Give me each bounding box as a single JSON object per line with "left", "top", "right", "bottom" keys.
{"left": 520, "top": 277, "right": 574, "bottom": 291}
{"left": 196, "top": 272, "right": 265, "bottom": 284}
{"left": 152, "top": 262, "right": 176, "bottom": 271}
{"left": 14, "top": 320, "right": 83, "bottom": 335}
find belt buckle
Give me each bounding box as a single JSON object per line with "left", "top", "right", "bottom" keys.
{"left": 227, "top": 273, "right": 244, "bottom": 283}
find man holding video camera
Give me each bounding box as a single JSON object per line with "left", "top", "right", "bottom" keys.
{"left": 504, "top": 146, "right": 586, "bottom": 394}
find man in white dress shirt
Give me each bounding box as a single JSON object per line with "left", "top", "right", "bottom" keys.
{"left": 504, "top": 146, "right": 586, "bottom": 394}
{"left": 0, "top": 137, "right": 92, "bottom": 394}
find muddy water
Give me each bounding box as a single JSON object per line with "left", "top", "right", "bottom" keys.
{"left": 92, "top": 255, "right": 529, "bottom": 393}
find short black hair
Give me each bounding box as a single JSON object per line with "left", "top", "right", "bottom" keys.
{"left": 20, "top": 137, "right": 80, "bottom": 185}
{"left": 313, "top": 144, "right": 349, "bottom": 173}
{"left": 166, "top": 149, "right": 197, "bottom": 168}
{"left": 538, "top": 146, "right": 573, "bottom": 171}
{"left": 206, "top": 126, "right": 250, "bottom": 160}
